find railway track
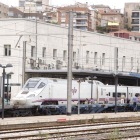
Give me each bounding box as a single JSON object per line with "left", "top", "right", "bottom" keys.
{"left": 1, "top": 120, "right": 140, "bottom": 140}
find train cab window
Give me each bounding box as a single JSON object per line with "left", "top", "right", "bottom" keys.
{"left": 109, "top": 92, "right": 110, "bottom": 96}
{"left": 25, "top": 79, "right": 40, "bottom": 88}
{"left": 38, "top": 82, "right": 46, "bottom": 89}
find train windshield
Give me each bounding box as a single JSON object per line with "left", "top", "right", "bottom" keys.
{"left": 25, "top": 79, "right": 40, "bottom": 88}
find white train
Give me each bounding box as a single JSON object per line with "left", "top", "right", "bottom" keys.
{"left": 11, "top": 78, "right": 140, "bottom": 106}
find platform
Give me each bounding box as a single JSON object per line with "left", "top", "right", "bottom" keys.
{"left": 0, "top": 112, "right": 139, "bottom": 126}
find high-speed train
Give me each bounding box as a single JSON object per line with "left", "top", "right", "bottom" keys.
{"left": 11, "top": 78, "right": 140, "bottom": 106}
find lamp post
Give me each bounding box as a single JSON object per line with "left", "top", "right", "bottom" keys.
{"left": 6, "top": 72, "right": 14, "bottom": 105}
{"left": 0, "top": 63, "right": 13, "bottom": 120}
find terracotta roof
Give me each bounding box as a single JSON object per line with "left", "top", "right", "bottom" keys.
{"left": 106, "top": 30, "right": 140, "bottom": 36}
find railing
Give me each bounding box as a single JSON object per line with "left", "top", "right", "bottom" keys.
{"left": 26, "top": 57, "right": 140, "bottom": 75}
{"left": 76, "top": 16, "right": 88, "bottom": 18}
{"left": 131, "top": 29, "right": 139, "bottom": 31}
{"left": 132, "top": 16, "right": 139, "bottom": 18}
{"left": 131, "top": 22, "right": 139, "bottom": 24}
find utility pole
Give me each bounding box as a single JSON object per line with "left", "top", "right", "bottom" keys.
{"left": 22, "top": 41, "right": 26, "bottom": 87}
{"left": 67, "top": 10, "right": 73, "bottom": 116}
{"left": 36, "top": 13, "right": 37, "bottom": 59}
{"left": 114, "top": 47, "right": 118, "bottom": 114}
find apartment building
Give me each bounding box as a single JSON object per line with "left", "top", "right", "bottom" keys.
{"left": 18, "top": 0, "right": 49, "bottom": 13}
{"left": 57, "top": 2, "right": 92, "bottom": 31}
{"left": 124, "top": 3, "right": 140, "bottom": 32}
{"left": 0, "top": 2, "right": 9, "bottom": 18}
{"left": 9, "top": 7, "right": 43, "bottom": 21}
{"left": 101, "top": 10, "right": 124, "bottom": 32}
{"left": 94, "top": 4, "right": 111, "bottom": 13}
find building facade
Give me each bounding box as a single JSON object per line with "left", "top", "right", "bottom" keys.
{"left": 101, "top": 10, "right": 124, "bottom": 32}
{"left": 18, "top": 0, "right": 49, "bottom": 13}
{"left": 124, "top": 3, "right": 140, "bottom": 32}
{"left": 0, "top": 2, "right": 9, "bottom": 18}
{"left": 94, "top": 4, "right": 111, "bottom": 13}
{"left": 0, "top": 19, "right": 140, "bottom": 97}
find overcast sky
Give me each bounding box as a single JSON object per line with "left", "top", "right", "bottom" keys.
{"left": 0, "top": 0, "right": 140, "bottom": 9}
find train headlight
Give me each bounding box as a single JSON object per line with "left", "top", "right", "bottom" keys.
{"left": 27, "top": 94, "right": 35, "bottom": 98}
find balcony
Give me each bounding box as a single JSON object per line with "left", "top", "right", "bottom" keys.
{"left": 131, "top": 22, "right": 139, "bottom": 25}
{"left": 74, "top": 15, "right": 88, "bottom": 20}
{"left": 132, "top": 16, "right": 139, "bottom": 18}
{"left": 131, "top": 29, "right": 139, "bottom": 31}
{"left": 74, "top": 22, "right": 88, "bottom": 26}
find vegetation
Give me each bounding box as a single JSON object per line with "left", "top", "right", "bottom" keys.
{"left": 109, "top": 128, "right": 125, "bottom": 140}
{"left": 96, "top": 26, "right": 108, "bottom": 34}
{"left": 124, "top": 25, "right": 131, "bottom": 31}
{"left": 46, "top": 21, "right": 58, "bottom": 24}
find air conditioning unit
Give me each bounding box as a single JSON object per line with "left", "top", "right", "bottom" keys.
{"left": 74, "top": 62, "right": 80, "bottom": 69}
{"left": 56, "top": 64, "right": 62, "bottom": 69}
{"left": 39, "top": 59, "right": 42, "bottom": 65}
{"left": 56, "top": 60, "right": 63, "bottom": 65}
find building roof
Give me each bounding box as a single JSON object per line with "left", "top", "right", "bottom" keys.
{"left": 106, "top": 30, "right": 140, "bottom": 36}
{"left": 94, "top": 4, "right": 110, "bottom": 9}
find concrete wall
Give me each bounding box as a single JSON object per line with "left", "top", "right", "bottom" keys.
{"left": 0, "top": 19, "right": 140, "bottom": 97}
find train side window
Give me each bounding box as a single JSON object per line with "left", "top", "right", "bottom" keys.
{"left": 101, "top": 89, "right": 103, "bottom": 96}
{"left": 109, "top": 92, "right": 110, "bottom": 96}
{"left": 118, "top": 93, "right": 121, "bottom": 97}
{"left": 38, "top": 82, "right": 46, "bottom": 89}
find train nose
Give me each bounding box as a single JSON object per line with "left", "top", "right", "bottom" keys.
{"left": 11, "top": 97, "right": 26, "bottom": 105}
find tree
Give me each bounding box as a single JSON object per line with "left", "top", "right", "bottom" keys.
{"left": 124, "top": 25, "right": 131, "bottom": 31}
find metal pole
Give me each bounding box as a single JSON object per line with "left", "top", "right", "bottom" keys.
{"left": 78, "top": 80, "right": 80, "bottom": 115}
{"left": 67, "top": 10, "right": 73, "bottom": 116}
{"left": 36, "top": 13, "right": 37, "bottom": 59}
{"left": 2, "top": 68, "right": 5, "bottom": 119}
{"left": 91, "top": 76, "right": 93, "bottom": 99}
{"left": 7, "top": 74, "right": 9, "bottom": 105}
{"left": 22, "top": 41, "right": 26, "bottom": 87}
{"left": 127, "top": 87, "right": 128, "bottom": 103}
{"left": 115, "top": 75, "right": 118, "bottom": 114}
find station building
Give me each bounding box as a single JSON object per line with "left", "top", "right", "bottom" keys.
{"left": 0, "top": 19, "right": 140, "bottom": 97}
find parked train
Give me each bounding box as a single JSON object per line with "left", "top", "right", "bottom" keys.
{"left": 11, "top": 78, "right": 140, "bottom": 106}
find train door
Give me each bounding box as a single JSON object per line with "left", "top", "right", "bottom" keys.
{"left": 48, "top": 82, "right": 53, "bottom": 100}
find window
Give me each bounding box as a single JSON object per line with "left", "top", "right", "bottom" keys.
{"left": 131, "top": 57, "right": 133, "bottom": 69}
{"left": 25, "top": 79, "right": 40, "bottom": 88}
{"left": 36, "top": 6, "right": 42, "bottom": 11}
{"left": 102, "top": 53, "right": 105, "bottom": 65}
{"left": 4, "top": 45, "right": 11, "bottom": 56}
{"left": 126, "top": 12, "right": 128, "bottom": 17}
{"left": 61, "top": 19, "right": 65, "bottom": 23}
{"left": 25, "top": 7, "right": 30, "bottom": 10}
{"left": 94, "top": 52, "right": 97, "bottom": 64}
{"left": 31, "top": 7, "right": 36, "bottom": 10}
{"left": 19, "top": 1, "right": 24, "bottom": 6}
{"left": 9, "top": 11, "right": 14, "bottom": 16}
{"left": 61, "top": 12, "right": 65, "bottom": 17}
{"left": 114, "top": 17, "right": 117, "bottom": 20}
{"left": 53, "top": 49, "right": 57, "bottom": 59}
{"left": 63, "top": 50, "right": 67, "bottom": 61}
{"left": 18, "top": 14, "right": 22, "bottom": 18}
{"left": 122, "top": 56, "right": 125, "bottom": 68}
{"left": 31, "top": 46, "right": 35, "bottom": 57}
{"left": 104, "top": 11, "right": 106, "bottom": 13}
{"left": 110, "top": 17, "right": 113, "bottom": 20}
{"left": 125, "top": 18, "right": 128, "bottom": 23}
{"left": 42, "top": 47, "right": 46, "bottom": 58}
{"left": 38, "top": 82, "right": 46, "bottom": 88}
{"left": 86, "top": 51, "right": 89, "bottom": 64}
{"left": 73, "top": 52, "right": 76, "bottom": 62}
{"left": 113, "top": 92, "right": 126, "bottom": 97}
